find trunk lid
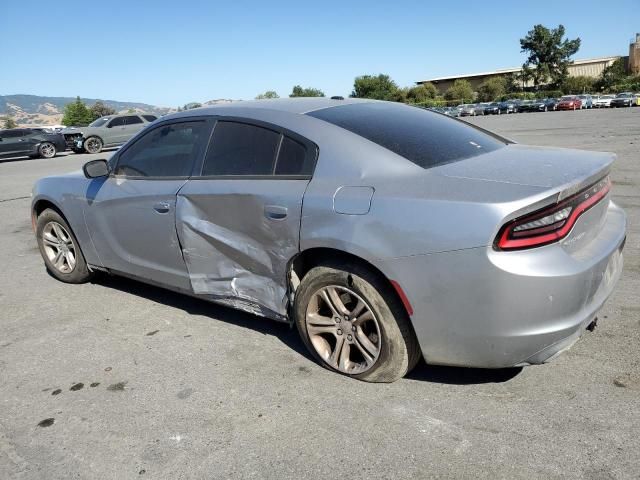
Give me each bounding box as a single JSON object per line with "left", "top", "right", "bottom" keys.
{"left": 435, "top": 144, "right": 615, "bottom": 251}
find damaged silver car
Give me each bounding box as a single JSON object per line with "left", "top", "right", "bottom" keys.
{"left": 32, "top": 98, "right": 626, "bottom": 382}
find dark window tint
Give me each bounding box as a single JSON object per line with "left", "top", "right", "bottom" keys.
{"left": 275, "top": 136, "right": 312, "bottom": 175}
{"left": 307, "top": 103, "right": 507, "bottom": 169}
{"left": 124, "top": 115, "right": 143, "bottom": 125}
{"left": 0, "top": 130, "right": 24, "bottom": 138}
{"left": 143, "top": 115, "right": 157, "bottom": 122}
{"left": 203, "top": 121, "right": 280, "bottom": 176}
{"left": 108, "top": 117, "right": 126, "bottom": 128}
{"left": 115, "top": 121, "right": 208, "bottom": 177}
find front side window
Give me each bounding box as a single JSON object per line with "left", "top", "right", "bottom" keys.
{"left": 108, "top": 117, "right": 126, "bottom": 128}
{"left": 89, "top": 117, "right": 110, "bottom": 128}
{"left": 202, "top": 121, "right": 280, "bottom": 176}
{"left": 124, "top": 115, "right": 143, "bottom": 125}
{"left": 114, "top": 121, "right": 208, "bottom": 177}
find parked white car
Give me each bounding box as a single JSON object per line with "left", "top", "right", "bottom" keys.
{"left": 594, "top": 95, "right": 615, "bottom": 108}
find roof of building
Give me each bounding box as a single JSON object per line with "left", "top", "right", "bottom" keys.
{"left": 417, "top": 56, "right": 622, "bottom": 84}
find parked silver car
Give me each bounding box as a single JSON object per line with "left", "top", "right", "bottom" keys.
{"left": 62, "top": 113, "right": 157, "bottom": 154}
{"left": 32, "top": 98, "right": 626, "bottom": 382}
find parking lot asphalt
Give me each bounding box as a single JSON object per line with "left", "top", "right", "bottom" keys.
{"left": 1, "top": 108, "right": 639, "bottom": 479}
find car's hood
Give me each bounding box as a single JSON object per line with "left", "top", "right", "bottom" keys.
{"left": 61, "top": 127, "right": 83, "bottom": 134}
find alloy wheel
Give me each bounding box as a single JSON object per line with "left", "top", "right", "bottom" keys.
{"left": 305, "top": 285, "right": 381, "bottom": 374}
{"left": 42, "top": 222, "right": 77, "bottom": 273}
{"left": 85, "top": 138, "right": 102, "bottom": 154}
{"left": 40, "top": 142, "right": 56, "bottom": 158}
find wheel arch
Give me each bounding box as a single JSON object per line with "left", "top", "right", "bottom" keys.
{"left": 288, "top": 247, "right": 414, "bottom": 319}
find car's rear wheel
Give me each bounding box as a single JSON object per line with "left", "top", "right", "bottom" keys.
{"left": 39, "top": 142, "right": 56, "bottom": 159}
{"left": 84, "top": 136, "right": 103, "bottom": 154}
{"left": 36, "top": 209, "right": 92, "bottom": 283}
{"left": 294, "top": 262, "right": 420, "bottom": 382}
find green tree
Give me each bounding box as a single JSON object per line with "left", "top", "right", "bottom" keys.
{"left": 520, "top": 24, "right": 581, "bottom": 88}
{"left": 89, "top": 101, "right": 116, "bottom": 121}
{"left": 405, "top": 83, "right": 437, "bottom": 103}
{"left": 597, "top": 58, "right": 628, "bottom": 91}
{"left": 2, "top": 116, "right": 17, "bottom": 129}
{"left": 444, "top": 79, "right": 474, "bottom": 103}
{"left": 477, "top": 77, "right": 507, "bottom": 101}
{"left": 560, "top": 75, "right": 595, "bottom": 94}
{"left": 255, "top": 91, "right": 279, "bottom": 99}
{"left": 61, "top": 97, "right": 94, "bottom": 127}
{"left": 290, "top": 85, "right": 325, "bottom": 97}
{"left": 351, "top": 74, "right": 399, "bottom": 100}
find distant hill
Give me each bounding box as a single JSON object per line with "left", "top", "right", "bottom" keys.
{"left": 0, "top": 94, "right": 176, "bottom": 126}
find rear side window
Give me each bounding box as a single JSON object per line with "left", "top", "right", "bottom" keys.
{"left": 307, "top": 103, "right": 507, "bottom": 169}
{"left": 143, "top": 115, "right": 157, "bottom": 122}
{"left": 275, "top": 136, "right": 312, "bottom": 175}
{"left": 203, "top": 121, "right": 280, "bottom": 176}
{"left": 125, "top": 115, "right": 143, "bottom": 125}
{"left": 115, "top": 121, "right": 208, "bottom": 177}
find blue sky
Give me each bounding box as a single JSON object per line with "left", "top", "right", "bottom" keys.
{"left": 1, "top": 0, "right": 638, "bottom": 107}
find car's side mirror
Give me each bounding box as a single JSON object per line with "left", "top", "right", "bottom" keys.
{"left": 83, "top": 159, "right": 110, "bottom": 178}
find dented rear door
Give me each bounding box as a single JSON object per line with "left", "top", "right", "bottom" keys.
{"left": 175, "top": 120, "right": 316, "bottom": 319}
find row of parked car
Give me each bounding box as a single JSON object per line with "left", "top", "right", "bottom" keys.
{"left": 0, "top": 113, "right": 158, "bottom": 160}
{"left": 430, "top": 92, "right": 640, "bottom": 117}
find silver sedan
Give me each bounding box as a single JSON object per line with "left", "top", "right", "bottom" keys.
{"left": 31, "top": 98, "right": 626, "bottom": 382}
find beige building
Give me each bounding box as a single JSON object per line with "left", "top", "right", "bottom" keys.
{"left": 418, "top": 56, "right": 623, "bottom": 94}
{"left": 418, "top": 33, "right": 640, "bottom": 93}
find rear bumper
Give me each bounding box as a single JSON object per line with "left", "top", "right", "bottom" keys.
{"left": 382, "top": 201, "right": 627, "bottom": 368}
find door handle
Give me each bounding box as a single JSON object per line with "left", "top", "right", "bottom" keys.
{"left": 264, "top": 205, "right": 288, "bottom": 220}
{"left": 153, "top": 202, "right": 171, "bottom": 214}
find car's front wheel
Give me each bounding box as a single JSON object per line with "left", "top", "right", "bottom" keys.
{"left": 36, "top": 209, "right": 92, "bottom": 283}
{"left": 39, "top": 142, "right": 57, "bottom": 159}
{"left": 84, "top": 136, "right": 103, "bottom": 154}
{"left": 294, "top": 262, "right": 420, "bottom": 382}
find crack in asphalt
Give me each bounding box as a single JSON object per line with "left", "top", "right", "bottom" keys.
{"left": 0, "top": 196, "right": 30, "bottom": 203}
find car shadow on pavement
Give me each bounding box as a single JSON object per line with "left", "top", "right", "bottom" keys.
{"left": 407, "top": 359, "right": 523, "bottom": 385}
{"left": 91, "top": 274, "right": 314, "bottom": 362}
{"left": 89, "top": 274, "right": 524, "bottom": 385}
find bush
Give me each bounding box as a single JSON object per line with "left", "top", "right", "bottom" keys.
{"left": 444, "top": 80, "right": 474, "bottom": 103}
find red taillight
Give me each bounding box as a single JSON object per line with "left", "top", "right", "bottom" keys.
{"left": 496, "top": 176, "right": 611, "bottom": 250}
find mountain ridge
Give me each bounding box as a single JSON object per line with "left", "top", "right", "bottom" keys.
{"left": 0, "top": 94, "right": 175, "bottom": 126}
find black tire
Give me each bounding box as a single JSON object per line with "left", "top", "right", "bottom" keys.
{"left": 294, "top": 261, "right": 421, "bottom": 383}
{"left": 36, "top": 208, "right": 92, "bottom": 284}
{"left": 72, "top": 147, "right": 84, "bottom": 154}
{"left": 84, "top": 136, "right": 103, "bottom": 154}
{"left": 39, "top": 142, "right": 57, "bottom": 159}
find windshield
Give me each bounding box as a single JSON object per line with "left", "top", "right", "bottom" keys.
{"left": 616, "top": 93, "right": 631, "bottom": 98}
{"left": 307, "top": 102, "right": 507, "bottom": 170}
{"left": 89, "top": 117, "right": 110, "bottom": 127}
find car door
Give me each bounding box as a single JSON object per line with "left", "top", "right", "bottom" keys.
{"left": 176, "top": 119, "right": 317, "bottom": 318}
{"left": 104, "top": 116, "right": 127, "bottom": 145}
{"left": 0, "top": 130, "right": 30, "bottom": 157}
{"left": 121, "top": 115, "right": 146, "bottom": 143}
{"left": 84, "top": 118, "right": 213, "bottom": 290}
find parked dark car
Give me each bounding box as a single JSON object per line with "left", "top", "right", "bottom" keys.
{"left": 483, "top": 102, "right": 502, "bottom": 115}
{"left": 0, "top": 128, "right": 66, "bottom": 160}
{"left": 610, "top": 92, "right": 636, "bottom": 108}
{"left": 520, "top": 98, "right": 558, "bottom": 112}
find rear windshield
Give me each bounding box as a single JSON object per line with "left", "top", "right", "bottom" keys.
{"left": 307, "top": 102, "right": 507, "bottom": 169}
